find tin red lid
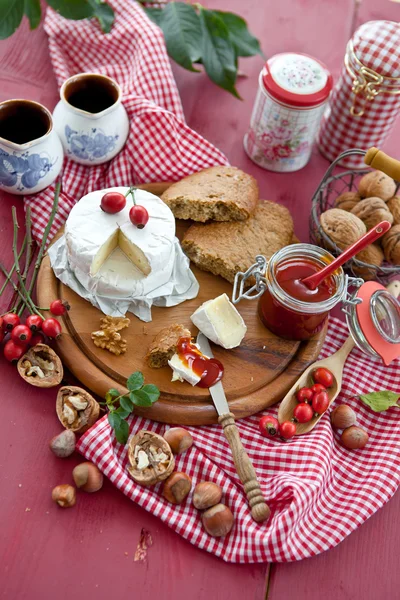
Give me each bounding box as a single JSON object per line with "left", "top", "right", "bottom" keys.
{"left": 261, "top": 53, "right": 333, "bottom": 108}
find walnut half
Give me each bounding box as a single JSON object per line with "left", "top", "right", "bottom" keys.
{"left": 91, "top": 316, "right": 130, "bottom": 356}
{"left": 56, "top": 386, "right": 100, "bottom": 434}
{"left": 127, "top": 431, "right": 175, "bottom": 487}
{"left": 17, "top": 344, "right": 63, "bottom": 388}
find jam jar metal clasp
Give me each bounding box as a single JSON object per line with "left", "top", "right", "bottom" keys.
{"left": 232, "top": 255, "right": 268, "bottom": 304}
{"left": 340, "top": 276, "right": 366, "bottom": 317}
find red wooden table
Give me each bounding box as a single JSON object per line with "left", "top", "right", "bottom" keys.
{"left": 1, "top": 1, "right": 399, "bottom": 599}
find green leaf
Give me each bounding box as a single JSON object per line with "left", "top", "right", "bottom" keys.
{"left": 130, "top": 390, "right": 153, "bottom": 407}
{"left": 359, "top": 391, "right": 400, "bottom": 412}
{"left": 107, "top": 388, "right": 120, "bottom": 398}
{"left": 115, "top": 418, "right": 130, "bottom": 444}
{"left": 88, "top": 0, "right": 114, "bottom": 33}
{"left": 146, "top": 2, "right": 202, "bottom": 72}
{"left": 108, "top": 411, "right": 122, "bottom": 429}
{"left": 120, "top": 396, "right": 134, "bottom": 413}
{"left": 199, "top": 8, "right": 240, "bottom": 99}
{"left": 141, "top": 384, "right": 160, "bottom": 404}
{"left": 214, "top": 11, "right": 263, "bottom": 58}
{"left": 0, "top": 0, "right": 24, "bottom": 39}
{"left": 127, "top": 371, "right": 144, "bottom": 392}
{"left": 115, "top": 406, "right": 131, "bottom": 419}
{"left": 46, "top": 0, "right": 94, "bottom": 20}
{"left": 144, "top": 7, "right": 163, "bottom": 27}
{"left": 24, "top": 0, "right": 41, "bottom": 30}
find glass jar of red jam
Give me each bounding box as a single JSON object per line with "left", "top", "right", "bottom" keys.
{"left": 234, "top": 244, "right": 347, "bottom": 341}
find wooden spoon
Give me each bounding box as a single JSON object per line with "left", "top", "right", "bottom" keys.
{"left": 302, "top": 221, "right": 391, "bottom": 291}
{"left": 278, "top": 279, "right": 400, "bottom": 435}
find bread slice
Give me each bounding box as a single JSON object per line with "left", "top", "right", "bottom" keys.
{"left": 161, "top": 166, "right": 258, "bottom": 222}
{"left": 181, "top": 201, "right": 294, "bottom": 284}
{"left": 146, "top": 324, "right": 191, "bottom": 368}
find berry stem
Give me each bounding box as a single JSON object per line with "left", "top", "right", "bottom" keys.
{"left": 0, "top": 260, "right": 33, "bottom": 311}
{"left": 125, "top": 186, "right": 137, "bottom": 205}
{"left": 0, "top": 235, "right": 27, "bottom": 298}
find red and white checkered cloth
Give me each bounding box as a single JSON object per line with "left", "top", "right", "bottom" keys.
{"left": 77, "top": 317, "right": 400, "bottom": 563}
{"left": 25, "top": 0, "right": 228, "bottom": 244}
{"left": 318, "top": 21, "right": 400, "bottom": 168}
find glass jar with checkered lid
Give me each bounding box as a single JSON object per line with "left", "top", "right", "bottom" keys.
{"left": 244, "top": 52, "right": 333, "bottom": 172}
{"left": 318, "top": 21, "right": 400, "bottom": 169}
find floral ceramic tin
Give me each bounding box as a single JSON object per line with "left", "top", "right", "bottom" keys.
{"left": 244, "top": 53, "right": 333, "bottom": 172}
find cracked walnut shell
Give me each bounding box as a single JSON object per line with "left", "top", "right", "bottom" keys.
{"left": 91, "top": 315, "right": 130, "bottom": 355}
{"left": 358, "top": 170, "right": 396, "bottom": 201}
{"left": 387, "top": 196, "right": 400, "bottom": 226}
{"left": 334, "top": 191, "right": 361, "bottom": 212}
{"left": 56, "top": 386, "right": 100, "bottom": 434}
{"left": 127, "top": 430, "right": 175, "bottom": 486}
{"left": 350, "top": 197, "right": 393, "bottom": 230}
{"left": 382, "top": 224, "right": 400, "bottom": 265}
{"left": 17, "top": 344, "right": 63, "bottom": 387}
{"left": 320, "top": 208, "right": 366, "bottom": 250}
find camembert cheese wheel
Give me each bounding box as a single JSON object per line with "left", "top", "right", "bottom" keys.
{"left": 65, "top": 187, "right": 176, "bottom": 298}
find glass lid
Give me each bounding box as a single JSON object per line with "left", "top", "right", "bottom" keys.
{"left": 370, "top": 290, "right": 400, "bottom": 344}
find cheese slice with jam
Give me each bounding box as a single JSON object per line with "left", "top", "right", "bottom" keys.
{"left": 190, "top": 293, "right": 247, "bottom": 349}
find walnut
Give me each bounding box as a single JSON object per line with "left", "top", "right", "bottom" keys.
{"left": 17, "top": 344, "right": 63, "bottom": 387}
{"left": 387, "top": 196, "right": 400, "bottom": 226}
{"left": 334, "top": 191, "right": 361, "bottom": 212}
{"left": 350, "top": 197, "right": 394, "bottom": 230}
{"left": 358, "top": 170, "right": 396, "bottom": 201}
{"left": 56, "top": 386, "right": 100, "bottom": 433}
{"left": 353, "top": 244, "right": 384, "bottom": 280}
{"left": 382, "top": 224, "right": 400, "bottom": 265}
{"left": 127, "top": 430, "right": 175, "bottom": 487}
{"left": 91, "top": 315, "right": 130, "bottom": 355}
{"left": 320, "top": 208, "right": 366, "bottom": 251}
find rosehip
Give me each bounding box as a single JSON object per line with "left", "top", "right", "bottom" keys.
{"left": 293, "top": 402, "right": 314, "bottom": 423}
{"left": 296, "top": 387, "right": 313, "bottom": 403}
{"left": 0, "top": 329, "right": 4, "bottom": 343}
{"left": 2, "top": 313, "right": 20, "bottom": 332}
{"left": 312, "top": 390, "right": 329, "bottom": 416}
{"left": 280, "top": 421, "right": 296, "bottom": 439}
{"left": 30, "top": 332, "right": 46, "bottom": 346}
{"left": 26, "top": 314, "right": 43, "bottom": 332}
{"left": 313, "top": 367, "right": 334, "bottom": 389}
{"left": 42, "top": 318, "right": 62, "bottom": 339}
{"left": 311, "top": 383, "right": 326, "bottom": 395}
{"left": 50, "top": 299, "right": 70, "bottom": 316}
{"left": 129, "top": 205, "right": 149, "bottom": 229}
{"left": 259, "top": 415, "right": 280, "bottom": 439}
{"left": 11, "top": 324, "right": 32, "bottom": 345}
{"left": 100, "top": 191, "right": 126, "bottom": 214}
{"left": 4, "top": 339, "right": 26, "bottom": 362}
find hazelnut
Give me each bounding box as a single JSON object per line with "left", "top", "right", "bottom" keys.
{"left": 320, "top": 208, "right": 366, "bottom": 250}
{"left": 387, "top": 196, "right": 400, "bottom": 226}
{"left": 334, "top": 191, "right": 361, "bottom": 212}
{"left": 163, "top": 427, "right": 193, "bottom": 455}
{"left": 341, "top": 426, "right": 368, "bottom": 450}
{"left": 49, "top": 430, "right": 76, "bottom": 458}
{"left": 358, "top": 170, "right": 396, "bottom": 201}
{"left": 351, "top": 197, "right": 393, "bottom": 230}
{"left": 162, "top": 472, "right": 192, "bottom": 504}
{"left": 331, "top": 405, "right": 357, "bottom": 429}
{"left": 353, "top": 244, "right": 384, "bottom": 280}
{"left": 193, "top": 481, "right": 223, "bottom": 510}
{"left": 52, "top": 484, "right": 76, "bottom": 508}
{"left": 72, "top": 462, "right": 103, "bottom": 493}
{"left": 382, "top": 224, "right": 400, "bottom": 265}
{"left": 201, "top": 504, "right": 234, "bottom": 537}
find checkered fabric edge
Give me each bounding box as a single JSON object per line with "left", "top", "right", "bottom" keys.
{"left": 24, "top": 0, "right": 229, "bottom": 245}
{"left": 77, "top": 317, "right": 400, "bottom": 563}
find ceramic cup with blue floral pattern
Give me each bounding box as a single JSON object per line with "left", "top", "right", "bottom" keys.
{"left": 0, "top": 99, "right": 64, "bottom": 195}
{"left": 52, "top": 73, "right": 129, "bottom": 166}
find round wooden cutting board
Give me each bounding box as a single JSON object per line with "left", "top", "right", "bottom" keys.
{"left": 37, "top": 182, "right": 327, "bottom": 425}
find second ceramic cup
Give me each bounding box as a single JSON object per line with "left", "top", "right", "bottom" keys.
{"left": 52, "top": 73, "right": 129, "bottom": 166}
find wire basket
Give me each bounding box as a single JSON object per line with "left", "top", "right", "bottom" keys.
{"left": 310, "top": 148, "right": 400, "bottom": 285}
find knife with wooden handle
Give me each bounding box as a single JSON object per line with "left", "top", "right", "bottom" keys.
{"left": 196, "top": 333, "right": 270, "bottom": 523}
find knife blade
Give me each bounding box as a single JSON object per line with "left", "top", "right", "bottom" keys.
{"left": 196, "top": 332, "right": 270, "bottom": 523}
{"left": 196, "top": 333, "right": 229, "bottom": 416}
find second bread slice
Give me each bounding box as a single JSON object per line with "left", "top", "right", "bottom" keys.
{"left": 161, "top": 166, "right": 258, "bottom": 222}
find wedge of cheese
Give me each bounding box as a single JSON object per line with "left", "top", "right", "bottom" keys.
{"left": 168, "top": 353, "right": 201, "bottom": 386}
{"left": 190, "top": 293, "right": 247, "bottom": 349}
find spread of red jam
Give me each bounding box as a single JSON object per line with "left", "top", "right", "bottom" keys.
{"left": 258, "top": 258, "right": 337, "bottom": 341}
{"left": 177, "top": 337, "right": 224, "bottom": 388}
